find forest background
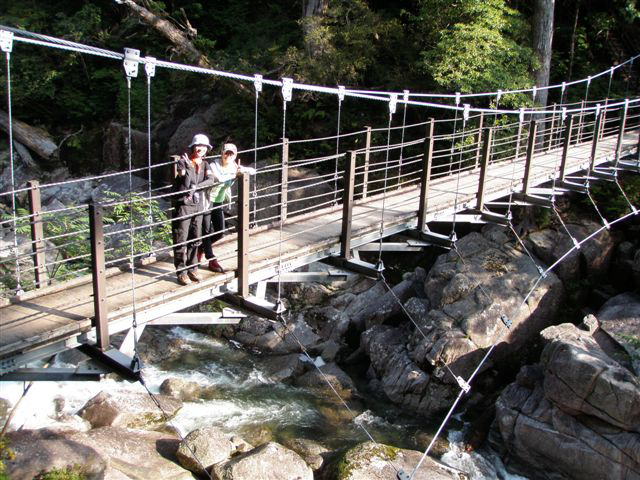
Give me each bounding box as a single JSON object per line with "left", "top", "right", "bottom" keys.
{"left": 0, "top": 0, "right": 638, "bottom": 176}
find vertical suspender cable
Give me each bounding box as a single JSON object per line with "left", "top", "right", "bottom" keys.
{"left": 448, "top": 93, "right": 460, "bottom": 173}
{"left": 451, "top": 108, "right": 469, "bottom": 236}
{"left": 145, "top": 58, "right": 155, "bottom": 253}
{"left": 3, "top": 41, "right": 22, "bottom": 293}
{"left": 124, "top": 49, "right": 141, "bottom": 369}
{"left": 276, "top": 78, "right": 292, "bottom": 310}
{"left": 252, "top": 74, "right": 262, "bottom": 227}
{"left": 398, "top": 90, "right": 409, "bottom": 187}
{"left": 376, "top": 95, "right": 395, "bottom": 268}
{"left": 333, "top": 86, "right": 344, "bottom": 204}
{"left": 625, "top": 58, "right": 633, "bottom": 98}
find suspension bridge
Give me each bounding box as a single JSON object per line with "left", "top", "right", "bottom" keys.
{"left": 0, "top": 24, "right": 639, "bottom": 479}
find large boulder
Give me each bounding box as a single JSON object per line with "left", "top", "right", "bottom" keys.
{"left": 176, "top": 427, "right": 234, "bottom": 475}
{"left": 211, "top": 442, "right": 313, "bottom": 480}
{"left": 328, "top": 441, "right": 467, "bottom": 479}
{"left": 78, "top": 390, "right": 182, "bottom": 429}
{"left": 294, "top": 362, "right": 359, "bottom": 400}
{"left": 597, "top": 293, "right": 640, "bottom": 375}
{"left": 493, "top": 321, "right": 640, "bottom": 480}
{"left": 5, "top": 427, "right": 195, "bottom": 480}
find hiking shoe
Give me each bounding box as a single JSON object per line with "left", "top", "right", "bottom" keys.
{"left": 177, "top": 273, "right": 190, "bottom": 286}
{"left": 187, "top": 270, "right": 201, "bottom": 282}
{"left": 208, "top": 259, "right": 224, "bottom": 273}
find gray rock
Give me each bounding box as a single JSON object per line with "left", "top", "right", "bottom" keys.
{"left": 212, "top": 442, "right": 313, "bottom": 480}
{"left": 262, "top": 353, "right": 305, "bottom": 382}
{"left": 281, "top": 437, "right": 328, "bottom": 471}
{"left": 176, "top": 427, "right": 234, "bottom": 475}
{"left": 160, "top": 377, "right": 205, "bottom": 402}
{"left": 494, "top": 322, "right": 640, "bottom": 480}
{"left": 78, "top": 390, "right": 182, "bottom": 429}
{"left": 597, "top": 293, "right": 640, "bottom": 375}
{"left": 294, "top": 362, "right": 359, "bottom": 400}
{"left": 330, "top": 441, "right": 467, "bottom": 479}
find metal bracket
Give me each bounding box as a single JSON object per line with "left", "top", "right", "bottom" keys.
{"left": 123, "top": 48, "right": 140, "bottom": 78}
{"left": 77, "top": 344, "right": 141, "bottom": 382}
{"left": 396, "top": 470, "right": 410, "bottom": 480}
{"left": 281, "top": 77, "right": 293, "bottom": 102}
{"left": 338, "top": 85, "right": 345, "bottom": 102}
{"left": 322, "top": 256, "right": 382, "bottom": 278}
{"left": 403, "top": 89, "right": 410, "bottom": 104}
{"left": 144, "top": 56, "right": 156, "bottom": 77}
{"left": 0, "top": 30, "right": 13, "bottom": 53}
{"left": 456, "top": 376, "right": 471, "bottom": 393}
{"left": 501, "top": 314, "right": 512, "bottom": 329}
{"left": 463, "top": 103, "right": 470, "bottom": 122}
{"left": 254, "top": 74, "right": 263, "bottom": 93}
{"left": 220, "top": 292, "right": 283, "bottom": 321}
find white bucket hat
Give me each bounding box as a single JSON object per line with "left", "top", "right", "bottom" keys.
{"left": 189, "top": 133, "right": 213, "bottom": 150}
{"left": 222, "top": 143, "right": 238, "bottom": 155}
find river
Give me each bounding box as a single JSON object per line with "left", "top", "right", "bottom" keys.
{"left": 1, "top": 326, "right": 526, "bottom": 479}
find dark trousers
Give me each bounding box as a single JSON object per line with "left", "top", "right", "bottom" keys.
{"left": 172, "top": 203, "right": 203, "bottom": 273}
{"left": 202, "top": 203, "right": 225, "bottom": 259}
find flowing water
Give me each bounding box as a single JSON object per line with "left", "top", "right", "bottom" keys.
{"left": 1, "top": 326, "right": 526, "bottom": 479}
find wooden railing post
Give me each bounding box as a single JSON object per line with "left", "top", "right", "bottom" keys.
{"left": 89, "top": 203, "right": 109, "bottom": 351}
{"left": 522, "top": 119, "right": 538, "bottom": 195}
{"left": 237, "top": 172, "right": 250, "bottom": 297}
{"left": 27, "top": 180, "right": 47, "bottom": 288}
{"left": 474, "top": 112, "right": 484, "bottom": 169}
{"left": 559, "top": 114, "right": 575, "bottom": 182}
{"left": 476, "top": 127, "right": 493, "bottom": 211}
{"left": 279, "top": 138, "right": 289, "bottom": 222}
{"left": 614, "top": 100, "right": 629, "bottom": 166}
{"left": 417, "top": 118, "right": 435, "bottom": 231}
{"left": 340, "top": 151, "right": 356, "bottom": 259}
{"left": 361, "top": 126, "right": 372, "bottom": 199}
{"left": 589, "top": 107, "right": 603, "bottom": 174}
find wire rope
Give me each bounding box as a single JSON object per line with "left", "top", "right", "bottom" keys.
{"left": 375, "top": 105, "right": 394, "bottom": 269}
{"left": 333, "top": 90, "right": 343, "bottom": 203}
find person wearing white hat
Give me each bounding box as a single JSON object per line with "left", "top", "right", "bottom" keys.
{"left": 172, "top": 133, "right": 215, "bottom": 285}
{"left": 200, "top": 142, "right": 255, "bottom": 273}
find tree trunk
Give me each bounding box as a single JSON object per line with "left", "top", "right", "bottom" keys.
{"left": 0, "top": 110, "right": 58, "bottom": 161}
{"left": 302, "top": 0, "right": 329, "bottom": 56}
{"left": 118, "top": 0, "right": 210, "bottom": 68}
{"left": 567, "top": 0, "right": 580, "bottom": 81}
{"left": 532, "top": 0, "right": 555, "bottom": 107}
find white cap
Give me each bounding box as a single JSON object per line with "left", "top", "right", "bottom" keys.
{"left": 188, "top": 133, "right": 212, "bottom": 149}
{"left": 222, "top": 143, "right": 238, "bottom": 155}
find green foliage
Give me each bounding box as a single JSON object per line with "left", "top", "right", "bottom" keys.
{"left": 582, "top": 174, "right": 640, "bottom": 219}
{"left": 0, "top": 436, "right": 15, "bottom": 479}
{"left": 412, "top": 0, "right": 535, "bottom": 95}
{"left": 33, "top": 465, "right": 86, "bottom": 480}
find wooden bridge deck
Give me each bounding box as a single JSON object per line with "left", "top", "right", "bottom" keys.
{"left": 1, "top": 129, "right": 638, "bottom": 370}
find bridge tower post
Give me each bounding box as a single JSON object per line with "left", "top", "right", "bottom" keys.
{"left": 340, "top": 151, "right": 356, "bottom": 259}
{"left": 476, "top": 127, "right": 494, "bottom": 211}
{"left": 27, "top": 180, "right": 48, "bottom": 288}
{"left": 522, "top": 120, "right": 539, "bottom": 194}
{"left": 279, "top": 138, "right": 289, "bottom": 223}
{"left": 237, "top": 172, "right": 250, "bottom": 297}
{"left": 559, "top": 114, "right": 575, "bottom": 182}
{"left": 417, "top": 118, "right": 435, "bottom": 231}
{"left": 589, "top": 107, "right": 603, "bottom": 174}
{"left": 361, "top": 127, "right": 372, "bottom": 199}
{"left": 89, "top": 203, "right": 109, "bottom": 351}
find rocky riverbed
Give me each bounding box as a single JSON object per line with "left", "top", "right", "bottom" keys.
{"left": 2, "top": 199, "right": 639, "bottom": 479}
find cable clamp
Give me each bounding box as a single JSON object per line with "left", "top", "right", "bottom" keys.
{"left": 389, "top": 93, "right": 397, "bottom": 114}
{"left": 603, "top": 218, "right": 610, "bottom": 230}
{"left": 144, "top": 56, "right": 156, "bottom": 78}
{"left": 281, "top": 77, "right": 293, "bottom": 102}
{"left": 254, "top": 74, "right": 263, "bottom": 93}
{"left": 561, "top": 107, "right": 567, "bottom": 121}
{"left": 561, "top": 81, "right": 566, "bottom": 94}
{"left": 501, "top": 313, "right": 512, "bottom": 329}
{"left": 396, "top": 470, "right": 410, "bottom": 480}
{"left": 496, "top": 89, "right": 502, "bottom": 105}
{"left": 456, "top": 376, "right": 471, "bottom": 394}
{"left": 519, "top": 107, "right": 525, "bottom": 124}
{"left": 449, "top": 230, "right": 457, "bottom": 243}
{"left": 595, "top": 103, "right": 601, "bottom": 118}
{"left": 571, "top": 236, "right": 580, "bottom": 250}
{"left": 403, "top": 89, "right": 410, "bottom": 104}
{"left": 537, "top": 265, "right": 546, "bottom": 278}
{"left": 338, "top": 85, "right": 345, "bottom": 102}
{"left": 0, "top": 30, "right": 13, "bottom": 53}
{"left": 532, "top": 85, "right": 537, "bottom": 101}
{"left": 463, "top": 104, "right": 470, "bottom": 122}
{"left": 587, "top": 76, "right": 592, "bottom": 86}
{"left": 123, "top": 48, "right": 140, "bottom": 78}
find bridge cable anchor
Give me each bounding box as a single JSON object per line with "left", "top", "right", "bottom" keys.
{"left": 123, "top": 48, "right": 140, "bottom": 78}
{"left": 281, "top": 77, "right": 293, "bottom": 102}
{"left": 456, "top": 376, "right": 471, "bottom": 394}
